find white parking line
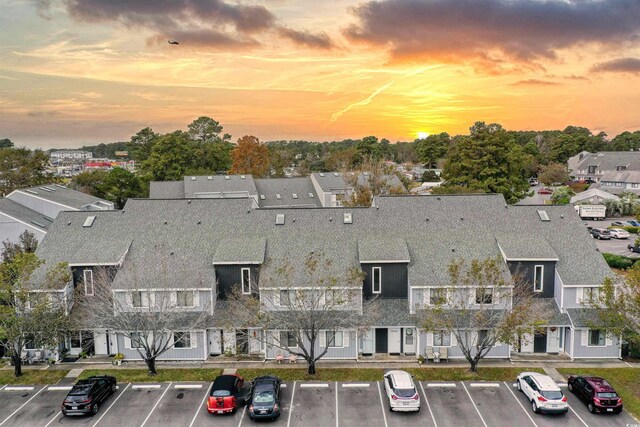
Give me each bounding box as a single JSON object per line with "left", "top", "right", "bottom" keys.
{"left": 4, "top": 386, "right": 35, "bottom": 391}
{"left": 427, "top": 383, "right": 456, "bottom": 388}
{"left": 469, "top": 382, "right": 500, "bottom": 388}
{"left": 461, "top": 382, "right": 488, "bottom": 427}
{"left": 342, "top": 383, "right": 370, "bottom": 388}
{"left": 299, "top": 383, "right": 329, "bottom": 388}
{"left": 43, "top": 411, "right": 62, "bottom": 427}
{"left": 47, "top": 386, "right": 73, "bottom": 391}
{"left": 376, "top": 381, "right": 388, "bottom": 427}
{"left": 140, "top": 382, "right": 172, "bottom": 427}
{"left": 568, "top": 406, "right": 590, "bottom": 427}
{"left": 237, "top": 405, "right": 246, "bottom": 427}
{"left": 0, "top": 385, "right": 6, "bottom": 392}
{"left": 418, "top": 381, "right": 438, "bottom": 427}
{"left": 132, "top": 384, "right": 161, "bottom": 389}
{"left": 0, "top": 386, "right": 45, "bottom": 426}
{"left": 502, "top": 381, "right": 538, "bottom": 427}
{"left": 188, "top": 382, "right": 212, "bottom": 427}
{"left": 286, "top": 381, "right": 296, "bottom": 427}
{"left": 92, "top": 383, "right": 131, "bottom": 427}
{"left": 174, "top": 384, "right": 203, "bottom": 389}
{"left": 335, "top": 382, "right": 339, "bottom": 427}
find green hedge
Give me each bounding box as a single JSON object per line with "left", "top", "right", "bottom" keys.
{"left": 602, "top": 253, "right": 636, "bottom": 269}
{"left": 607, "top": 226, "right": 640, "bottom": 234}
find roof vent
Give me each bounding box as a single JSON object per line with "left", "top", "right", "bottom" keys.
{"left": 460, "top": 217, "right": 464, "bottom": 221}
{"left": 207, "top": 176, "right": 213, "bottom": 180}
{"left": 275, "top": 214, "right": 285, "bottom": 225}
{"left": 343, "top": 213, "right": 353, "bottom": 224}
{"left": 260, "top": 195, "right": 266, "bottom": 200}
{"left": 329, "top": 217, "right": 333, "bottom": 222}
{"left": 67, "top": 221, "right": 71, "bottom": 225}
{"left": 292, "top": 193, "right": 298, "bottom": 199}
{"left": 25, "top": 189, "right": 38, "bottom": 195}
{"left": 83, "top": 216, "right": 96, "bottom": 227}
{"left": 197, "top": 220, "right": 201, "bottom": 225}
{"left": 164, "top": 220, "right": 168, "bottom": 225}
{"left": 319, "top": 173, "right": 325, "bottom": 177}
{"left": 451, "top": 248, "right": 455, "bottom": 252}
{"left": 436, "top": 197, "right": 441, "bottom": 200}
{"left": 425, "top": 218, "right": 429, "bottom": 222}
{"left": 187, "top": 200, "right": 191, "bottom": 204}
{"left": 225, "top": 175, "right": 230, "bottom": 180}
{"left": 537, "top": 210, "right": 550, "bottom": 221}
{"left": 241, "top": 175, "right": 246, "bottom": 179}
{"left": 276, "top": 194, "right": 282, "bottom": 200}
{"left": 190, "top": 176, "right": 197, "bottom": 181}
{"left": 309, "top": 193, "right": 315, "bottom": 198}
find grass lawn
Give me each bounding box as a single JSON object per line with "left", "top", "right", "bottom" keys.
{"left": 557, "top": 368, "right": 640, "bottom": 419}
{"left": 237, "top": 367, "right": 544, "bottom": 382}
{"left": 78, "top": 368, "right": 222, "bottom": 383}
{"left": 0, "top": 370, "right": 69, "bottom": 385}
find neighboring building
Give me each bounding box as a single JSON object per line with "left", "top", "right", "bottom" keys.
{"left": 50, "top": 150, "right": 93, "bottom": 161}
{"left": 595, "top": 170, "right": 640, "bottom": 195}
{"left": 29, "top": 194, "right": 619, "bottom": 361}
{"left": 0, "top": 185, "right": 114, "bottom": 249}
{"left": 570, "top": 188, "right": 620, "bottom": 205}
{"left": 570, "top": 151, "right": 640, "bottom": 182}
{"left": 567, "top": 151, "right": 590, "bottom": 176}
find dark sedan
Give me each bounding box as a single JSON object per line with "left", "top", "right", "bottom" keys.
{"left": 248, "top": 375, "right": 282, "bottom": 421}
{"left": 567, "top": 375, "right": 623, "bottom": 414}
{"left": 62, "top": 375, "right": 117, "bottom": 416}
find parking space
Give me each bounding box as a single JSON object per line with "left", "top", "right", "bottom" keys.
{"left": 0, "top": 380, "right": 638, "bottom": 426}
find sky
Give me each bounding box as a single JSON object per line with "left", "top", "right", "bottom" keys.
{"left": 1, "top": 0, "right": 639, "bottom": 149}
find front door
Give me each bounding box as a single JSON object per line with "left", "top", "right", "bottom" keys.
{"left": 547, "top": 327, "right": 561, "bottom": 353}
{"left": 93, "top": 331, "right": 108, "bottom": 355}
{"left": 209, "top": 329, "right": 222, "bottom": 355}
{"left": 520, "top": 333, "right": 534, "bottom": 353}
{"left": 388, "top": 328, "right": 401, "bottom": 354}
{"left": 248, "top": 329, "right": 261, "bottom": 354}
{"left": 403, "top": 328, "right": 416, "bottom": 354}
{"left": 362, "top": 331, "right": 374, "bottom": 355}
{"left": 236, "top": 329, "right": 249, "bottom": 354}
{"left": 534, "top": 332, "right": 547, "bottom": 353}
{"left": 375, "top": 329, "right": 388, "bottom": 353}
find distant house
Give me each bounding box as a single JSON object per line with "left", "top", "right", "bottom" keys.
{"left": 570, "top": 151, "right": 640, "bottom": 182}
{"left": 595, "top": 171, "right": 640, "bottom": 195}
{"left": 50, "top": 150, "right": 93, "bottom": 161}
{"left": 570, "top": 188, "right": 620, "bottom": 205}
{"left": 0, "top": 184, "right": 114, "bottom": 249}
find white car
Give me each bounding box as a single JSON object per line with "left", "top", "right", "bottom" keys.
{"left": 516, "top": 372, "right": 568, "bottom": 415}
{"left": 609, "top": 228, "right": 630, "bottom": 239}
{"left": 383, "top": 370, "right": 420, "bottom": 412}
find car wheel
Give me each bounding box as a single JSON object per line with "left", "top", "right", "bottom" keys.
{"left": 111, "top": 384, "right": 117, "bottom": 393}
{"left": 588, "top": 403, "right": 595, "bottom": 413}
{"left": 389, "top": 406, "right": 393, "bottom": 412}
{"left": 516, "top": 380, "right": 522, "bottom": 392}
{"left": 531, "top": 400, "right": 539, "bottom": 414}
{"left": 567, "top": 383, "right": 573, "bottom": 392}
{"left": 91, "top": 403, "right": 99, "bottom": 416}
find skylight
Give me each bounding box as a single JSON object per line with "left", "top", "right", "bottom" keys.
{"left": 276, "top": 194, "right": 282, "bottom": 200}
{"left": 292, "top": 193, "right": 298, "bottom": 199}
{"left": 343, "top": 213, "right": 353, "bottom": 224}
{"left": 537, "top": 210, "right": 550, "bottom": 221}
{"left": 275, "top": 214, "right": 285, "bottom": 225}
{"left": 190, "top": 176, "right": 196, "bottom": 181}
{"left": 260, "top": 195, "right": 266, "bottom": 200}
{"left": 309, "top": 193, "right": 315, "bottom": 198}
{"left": 83, "top": 216, "right": 96, "bottom": 227}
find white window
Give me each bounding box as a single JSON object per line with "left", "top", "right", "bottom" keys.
{"left": 131, "top": 291, "right": 149, "bottom": 308}
{"left": 279, "top": 290, "right": 291, "bottom": 306}
{"left": 241, "top": 268, "right": 251, "bottom": 295}
{"left": 533, "top": 265, "right": 544, "bottom": 292}
{"left": 372, "top": 267, "right": 382, "bottom": 294}
{"left": 429, "top": 288, "right": 447, "bottom": 305}
{"left": 433, "top": 331, "right": 451, "bottom": 346}
{"left": 633, "top": 183, "right": 639, "bottom": 189}
{"left": 279, "top": 331, "right": 297, "bottom": 348}
{"left": 615, "top": 182, "right": 623, "bottom": 187}
{"left": 327, "top": 331, "right": 344, "bottom": 348}
{"left": 173, "top": 331, "right": 192, "bottom": 349}
{"left": 327, "top": 289, "right": 347, "bottom": 306}
{"left": 83, "top": 269, "right": 94, "bottom": 296}
{"left": 475, "top": 288, "right": 493, "bottom": 304}
{"left": 129, "top": 332, "right": 144, "bottom": 348}
{"left": 588, "top": 330, "right": 606, "bottom": 346}
{"left": 584, "top": 287, "right": 600, "bottom": 302}
{"left": 176, "top": 291, "right": 194, "bottom": 307}
{"left": 477, "top": 329, "right": 489, "bottom": 346}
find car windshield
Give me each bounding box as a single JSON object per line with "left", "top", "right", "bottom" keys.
{"left": 69, "top": 385, "right": 92, "bottom": 395}
{"left": 253, "top": 389, "right": 275, "bottom": 404}
{"left": 394, "top": 388, "right": 417, "bottom": 398}
{"left": 541, "top": 391, "right": 563, "bottom": 400}
{"left": 596, "top": 392, "right": 618, "bottom": 398}
{"left": 211, "top": 390, "right": 231, "bottom": 397}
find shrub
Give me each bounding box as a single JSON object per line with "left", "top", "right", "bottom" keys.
{"left": 603, "top": 253, "right": 636, "bottom": 270}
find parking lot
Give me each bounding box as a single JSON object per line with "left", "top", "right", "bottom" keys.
{"left": 583, "top": 217, "right": 640, "bottom": 258}
{"left": 0, "top": 380, "right": 636, "bottom": 427}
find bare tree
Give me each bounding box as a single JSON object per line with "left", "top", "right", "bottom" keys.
{"left": 0, "top": 253, "right": 71, "bottom": 377}
{"left": 342, "top": 157, "right": 406, "bottom": 207}
{"left": 226, "top": 251, "right": 379, "bottom": 375}
{"left": 417, "top": 257, "right": 551, "bottom": 372}
{"left": 78, "top": 249, "right": 212, "bottom": 375}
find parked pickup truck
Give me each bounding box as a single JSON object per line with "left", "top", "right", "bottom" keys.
{"left": 575, "top": 205, "right": 606, "bottom": 220}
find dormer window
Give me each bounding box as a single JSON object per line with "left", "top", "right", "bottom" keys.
{"left": 534, "top": 265, "right": 544, "bottom": 292}
{"left": 372, "top": 267, "right": 382, "bottom": 294}
{"left": 588, "top": 166, "right": 597, "bottom": 174}
{"left": 176, "top": 291, "right": 194, "bottom": 307}
{"left": 616, "top": 165, "right": 627, "bottom": 171}
{"left": 475, "top": 288, "right": 493, "bottom": 304}
{"left": 429, "top": 288, "right": 447, "bottom": 305}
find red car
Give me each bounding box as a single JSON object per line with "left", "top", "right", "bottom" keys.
{"left": 567, "top": 375, "right": 623, "bottom": 414}
{"left": 537, "top": 187, "right": 553, "bottom": 194}
{"left": 207, "top": 374, "right": 247, "bottom": 414}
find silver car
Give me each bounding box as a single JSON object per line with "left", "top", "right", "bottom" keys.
{"left": 609, "top": 228, "right": 630, "bottom": 239}
{"left": 516, "top": 372, "right": 568, "bottom": 415}
{"left": 383, "top": 370, "right": 421, "bottom": 412}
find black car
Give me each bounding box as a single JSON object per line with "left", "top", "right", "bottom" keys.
{"left": 248, "top": 375, "right": 281, "bottom": 420}
{"left": 628, "top": 243, "right": 640, "bottom": 253}
{"left": 62, "top": 375, "right": 117, "bottom": 416}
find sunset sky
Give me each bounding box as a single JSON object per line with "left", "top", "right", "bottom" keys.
{"left": 1, "top": 0, "right": 639, "bottom": 148}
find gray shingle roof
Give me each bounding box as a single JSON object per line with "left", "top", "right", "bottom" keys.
{"left": 184, "top": 175, "right": 257, "bottom": 198}
{"left": 254, "top": 178, "right": 320, "bottom": 208}
{"left": 149, "top": 181, "right": 185, "bottom": 198}
{"left": 311, "top": 172, "right": 352, "bottom": 192}
{"left": 358, "top": 237, "right": 410, "bottom": 263}
{"left": 600, "top": 170, "right": 640, "bottom": 184}
{"left": 0, "top": 198, "right": 53, "bottom": 230}
{"left": 532, "top": 298, "right": 570, "bottom": 326}
{"left": 496, "top": 234, "right": 558, "bottom": 261}
{"left": 212, "top": 237, "right": 266, "bottom": 264}
{"left": 566, "top": 308, "right": 606, "bottom": 328}
{"left": 575, "top": 151, "right": 640, "bottom": 173}
{"left": 8, "top": 185, "right": 112, "bottom": 210}
{"left": 34, "top": 194, "right": 612, "bottom": 292}
{"left": 367, "top": 299, "right": 415, "bottom": 326}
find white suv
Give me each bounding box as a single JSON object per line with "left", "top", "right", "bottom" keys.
{"left": 383, "top": 370, "right": 420, "bottom": 412}
{"left": 516, "top": 372, "right": 568, "bottom": 415}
